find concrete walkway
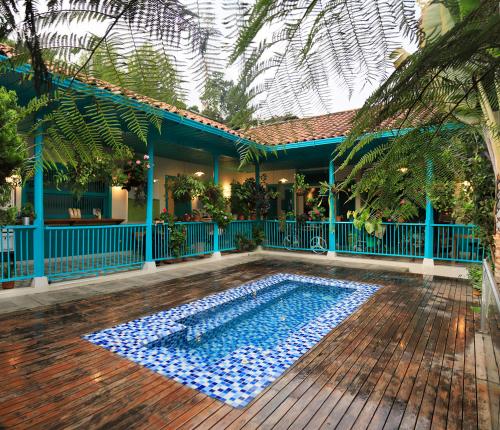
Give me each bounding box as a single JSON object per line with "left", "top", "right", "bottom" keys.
{"left": 0, "top": 249, "right": 469, "bottom": 315}
{"left": 0, "top": 253, "right": 261, "bottom": 315}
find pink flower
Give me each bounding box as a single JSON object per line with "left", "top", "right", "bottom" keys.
{"left": 162, "top": 208, "right": 167, "bottom": 213}
{"left": 145, "top": 163, "right": 150, "bottom": 169}
{"left": 400, "top": 199, "right": 406, "bottom": 205}
{"left": 143, "top": 154, "right": 149, "bottom": 160}
{"left": 136, "top": 160, "right": 141, "bottom": 165}
{"left": 127, "top": 160, "right": 132, "bottom": 165}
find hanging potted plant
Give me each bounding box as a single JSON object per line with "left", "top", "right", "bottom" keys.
{"left": 293, "top": 173, "right": 309, "bottom": 196}
{"left": 120, "top": 154, "right": 150, "bottom": 203}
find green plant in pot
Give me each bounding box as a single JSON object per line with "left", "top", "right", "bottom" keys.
{"left": 293, "top": 173, "right": 309, "bottom": 196}
{"left": 0, "top": 204, "right": 17, "bottom": 289}
{"left": 200, "top": 182, "right": 232, "bottom": 229}
{"left": 165, "top": 214, "right": 187, "bottom": 258}
{"left": 235, "top": 233, "right": 256, "bottom": 251}
{"left": 20, "top": 203, "right": 35, "bottom": 225}
{"left": 121, "top": 154, "right": 150, "bottom": 203}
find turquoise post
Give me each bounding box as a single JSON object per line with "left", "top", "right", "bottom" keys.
{"left": 255, "top": 162, "right": 260, "bottom": 220}
{"left": 328, "top": 159, "right": 336, "bottom": 255}
{"left": 213, "top": 153, "right": 220, "bottom": 256}
{"left": 32, "top": 125, "right": 48, "bottom": 287}
{"left": 143, "top": 142, "right": 156, "bottom": 270}
{"left": 424, "top": 160, "right": 434, "bottom": 262}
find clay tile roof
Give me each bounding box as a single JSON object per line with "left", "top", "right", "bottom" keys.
{"left": 246, "top": 109, "right": 405, "bottom": 145}
{"left": 0, "top": 43, "right": 255, "bottom": 143}
{"left": 0, "top": 42, "right": 421, "bottom": 147}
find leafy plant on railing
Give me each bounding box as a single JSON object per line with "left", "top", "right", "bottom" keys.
{"left": 230, "top": 176, "right": 278, "bottom": 219}
{"left": 348, "top": 209, "right": 384, "bottom": 236}
{"left": 170, "top": 174, "right": 205, "bottom": 202}
{"left": 200, "top": 182, "right": 232, "bottom": 229}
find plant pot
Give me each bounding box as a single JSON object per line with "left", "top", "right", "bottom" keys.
{"left": 250, "top": 213, "right": 257, "bottom": 220}
{"left": 182, "top": 214, "right": 192, "bottom": 222}
{"left": 237, "top": 214, "right": 246, "bottom": 220}
{"left": 22, "top": 217, "right": 30, "bottom": 226}
{"left": 192, "top": 215, "right": 202, "bottom": 222}
{"left": 2, "top": 281, "right": 15, "bottom": 289}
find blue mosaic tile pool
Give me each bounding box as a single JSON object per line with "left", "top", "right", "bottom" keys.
{"left": 84, "top": 274, "right": 380, "bottom": 407}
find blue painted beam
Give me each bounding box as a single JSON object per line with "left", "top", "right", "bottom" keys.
{"left": 255, "top": 162, "right": 260, "bottom": 220}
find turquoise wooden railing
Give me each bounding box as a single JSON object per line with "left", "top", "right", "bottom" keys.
{"left": 45, "top": 224, "right": 147, "bottom": 280}
{"left": 154, "top": 222, "right": 215, "bottom": 261}
{"left": 0, "top": 221, "right": 486, "bottom": 283}
{"left": 433, "top": 224, "right": 485, "bottom": 262}
{"left": 335, "top": 221, "right": 426, "bottom": 257}
{"left": 219, "top": 220, "right": 257, "bottom": 251}
{"left": 264, "top": 220, "right": 329, "bottom": 251}
{"left": 0, "top": 226, "right": 35, "bottom": 282}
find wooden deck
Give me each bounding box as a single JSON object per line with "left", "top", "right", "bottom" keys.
{"left": 0, "top": 259, "right": 498, "bottom": 429}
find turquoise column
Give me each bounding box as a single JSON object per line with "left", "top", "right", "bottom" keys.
{"left": 212, "top": 153, "right": 220, "bottom": 256}
{"left": 32, "top": 125, "right": 48, "bottom": 287}
{"left": 255, "top": 162, "right": 260, "bottom": 220}
{"left": 328, "top": 159, "right": 336, "bottom": 254}
{"left": 143, "top": 142, "right": 156, "bottom": 270}
{"left": 424, "top": 160, "right": 434, "bottom": 262}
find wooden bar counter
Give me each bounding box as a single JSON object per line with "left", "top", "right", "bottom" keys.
{"left": 44, "top": 218, "right": 125, "bottom": 226}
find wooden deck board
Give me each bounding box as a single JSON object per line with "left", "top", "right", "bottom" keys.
{"left": 0, "top": 259, "right": 498, "bottom": 429}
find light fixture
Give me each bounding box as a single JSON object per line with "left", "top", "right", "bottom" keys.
{"left": 153, "top": 178, "right": 159, "bottom": 183}
{"left": 279, "top": 178, "right": 288, "bottom": 183}
{"left": 398, "top": 167, "right": 408, "bottom": 173}
{"left": 194, "top": 171, "right": 205, "bottom": 177}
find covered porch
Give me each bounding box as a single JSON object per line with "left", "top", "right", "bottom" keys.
{"left": 0, "top": 62, "right": 486, "bottom": 288}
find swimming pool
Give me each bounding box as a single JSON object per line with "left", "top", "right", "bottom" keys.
{"left": 84, "top": 274, "right": 379, "bottom": 407}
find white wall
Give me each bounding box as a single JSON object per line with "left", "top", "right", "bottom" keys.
{"left": 111, "top": 154, "right": 296, "bottom": 221}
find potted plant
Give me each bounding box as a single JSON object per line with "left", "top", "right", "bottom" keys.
{"left": 293, "top": 173, "right": 309, "bottom": 196}
{"left": 165, "top": 214, "right": 187, "bottom": 258}
{"left": 121, "top": 154, "right": 150, "bottom": 203}
{"left": 1, "top": 263, "right": 15, "bottom": 289}
{"left": 156, "top": 208, "right": 169, "bottom": 224}
{"left": 200, "top": 182, "right": 232, "bottom": 230}
{"left": 20, "top": 203, "right": 35, "bottom": 225}
{"left": 170, "top": 174, "right": 205, "bottom": 202}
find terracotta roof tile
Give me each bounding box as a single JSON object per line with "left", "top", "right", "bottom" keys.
{"left": 0, "top": 42, "right": 420, "bottom": 147}
{"left": 246, "top": 110, "right": 404, "bottom": 145}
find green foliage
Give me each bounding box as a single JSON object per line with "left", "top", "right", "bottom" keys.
{"left": 200, "top": 72, "right": 255, "bottom": 129}
{"left": 235, "top": 225, "right": 265, "bottom": 251}
{"left": 467, "top": 264, "right": 482, "bottom": 291}
{"left": 235, "top": 233, "right": 257, "bottom": 252}
{"left": 230, "top": 176, "right": 278, "bottom": 218}
{"left": 200, "top": 182, "right": 232, "bottom": 229}
{"left": 85, "top": 42, "right": 186, "bottom": 108}
{"left": 348, "top": 209, "right": 384, "bottom": 236}
{"left": 20, "top": 203, "right": 35, "bottom": 219}
{"left": 170, "top": 174, "right": 205, "bottom": 202}
{"left": 165, "top": 214, "right": 187, "bottom": 258}
{"left": 0, "top": 87, "right": 25, "bottom": 187}
{"left": 293, "top": 173, "right": 309, "bottom": 196}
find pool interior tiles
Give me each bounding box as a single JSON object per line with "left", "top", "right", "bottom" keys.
{"left": 84, "top": 273, "right": 380, "bottom": 407}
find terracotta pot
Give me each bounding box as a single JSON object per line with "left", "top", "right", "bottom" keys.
{"left": 182, "top": 214, "right": 192, "bottom": 222}
{"left": 192, "top": 215, "right": 202, "bottom": 222}
{"left": 2, "top": 281, "right": 15, "bottom": 289}
{"left": 250, "top": 213, "right": 257, "bottom": 220}
{"left": 238, "top": 214, "right": 246, "bottom": 220}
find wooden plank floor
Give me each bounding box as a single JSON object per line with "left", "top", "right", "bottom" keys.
{"left": 0, "top": 259, "right": 498, "bottom": 429}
